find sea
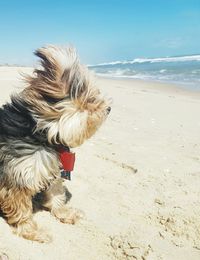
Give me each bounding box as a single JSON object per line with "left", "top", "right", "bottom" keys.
{"left": 88, "top": 55, "right": 200, "bottom": 90}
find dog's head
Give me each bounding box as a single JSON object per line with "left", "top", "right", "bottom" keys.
{"left": 23, "top": 45, "right": 111, "bottom": 147}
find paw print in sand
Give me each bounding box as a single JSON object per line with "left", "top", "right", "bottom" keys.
{"left": 109, "top": 234, "right": 152, "bottom": 260}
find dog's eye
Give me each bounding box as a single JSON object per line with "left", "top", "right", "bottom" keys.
{"left": 87, "top": 97, "right": 96, "bottom": 103}
{"left": 42, "top": 95, "right": 68, "bottom": 104}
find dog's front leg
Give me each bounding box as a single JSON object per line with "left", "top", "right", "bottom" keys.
{"left": 0, "top": 148, "right": 60, "bottom": 243}
{"left": 35, "top": 178, "right": 83, "bottom": 224}
{"left": 0, "top": 185, "right": 51, "bottom": 243}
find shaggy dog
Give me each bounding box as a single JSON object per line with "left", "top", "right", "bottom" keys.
{"left": 0, "top": 46, "right": 111, "bottom": 242}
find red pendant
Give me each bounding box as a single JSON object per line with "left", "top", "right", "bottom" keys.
{"left": 59, "top": 150, "right": 75, "bottom": 172}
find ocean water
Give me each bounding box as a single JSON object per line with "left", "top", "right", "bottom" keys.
{"left": 89, "top": 55, "right": 200, "bottom": 90}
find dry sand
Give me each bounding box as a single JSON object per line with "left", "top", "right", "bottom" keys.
{"left": 0, "top": 67, "right": 200, "bottom": 259}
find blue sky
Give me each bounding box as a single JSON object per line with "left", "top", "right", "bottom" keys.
{"left": 0, "top": 0, "right": 199, "bottom": 65}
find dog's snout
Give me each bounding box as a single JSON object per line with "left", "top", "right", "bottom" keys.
{"left": 106, "top": 106, "right": 111, "bottom": 114}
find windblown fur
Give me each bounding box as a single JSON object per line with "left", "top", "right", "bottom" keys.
{"left": 0, "top": 45, "right": 110, "bottom": 242}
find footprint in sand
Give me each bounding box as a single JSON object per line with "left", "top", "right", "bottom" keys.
{"left": 109, "top": 234, "right": 152, "bottom": 260}
{"left": 154, "top": 212, "right": 200, "bottom": 250}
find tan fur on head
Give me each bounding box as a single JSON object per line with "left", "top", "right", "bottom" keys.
{"left": 25, "top": 45, "right": 89, "bottom": 99}
{"left": 23, "top": 45, "right": 110, "bottom": 147}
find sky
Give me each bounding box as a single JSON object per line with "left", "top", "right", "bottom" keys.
{"left": 0, "top": 0, "right": 199, "bottom": 65}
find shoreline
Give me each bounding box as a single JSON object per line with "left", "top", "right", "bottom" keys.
{"left": 97, "top": 75, "right": 200, "bottom": 99}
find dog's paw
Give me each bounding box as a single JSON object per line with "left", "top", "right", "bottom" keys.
{"left": 14, "top": 225, "right": 52, "bottom": 243}
{"left": 21, "top": 230, "right": 52, "bottom": 243}
{"left": 30, "top": 229, "right": 52, "bottom": 243}
{"left": 52, "top": 207, "right": 84, "bottom": 224}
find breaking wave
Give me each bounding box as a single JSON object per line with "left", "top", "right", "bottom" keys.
{"left": 89, "top": 55, "right": 200, "bottom": 67}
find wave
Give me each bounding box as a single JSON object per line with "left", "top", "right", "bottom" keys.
{"left": 89, "top": 54, "right": 200, "bottom": 67}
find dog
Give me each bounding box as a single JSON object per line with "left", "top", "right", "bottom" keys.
{"left": 0, "top": 45, "right": 111, "bottom": 242}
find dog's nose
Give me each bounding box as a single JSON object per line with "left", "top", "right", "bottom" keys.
{"left": 106, "top": 106, "right": 111, "bottom": 114}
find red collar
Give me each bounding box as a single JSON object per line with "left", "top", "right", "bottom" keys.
{"left": 58, "top": 147, "right": 75, "bottom": 180}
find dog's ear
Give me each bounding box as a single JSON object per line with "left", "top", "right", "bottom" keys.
{"left": 27, "top": 46, "right": 89, "bottom": 100}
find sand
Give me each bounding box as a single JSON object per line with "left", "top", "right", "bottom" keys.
{"left": 0, "top": 67, "right": 200, "bottom": 259}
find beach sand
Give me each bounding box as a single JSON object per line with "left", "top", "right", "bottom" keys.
{"left": 0, "top": 67, "right": 200, "bottom": 259}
